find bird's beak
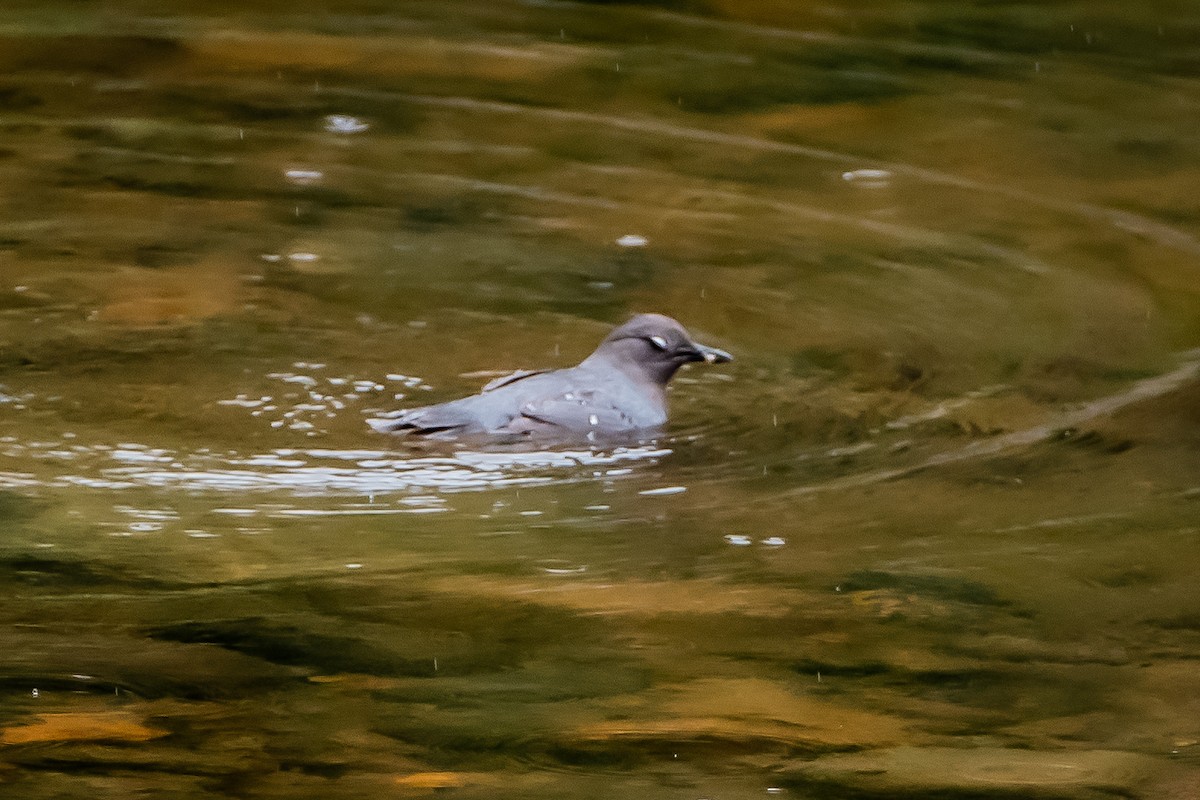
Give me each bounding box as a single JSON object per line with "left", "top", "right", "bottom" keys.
{"left": 691, "top": 342, "right": 733, "bottom": 364}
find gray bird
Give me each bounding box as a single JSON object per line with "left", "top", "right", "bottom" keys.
{"left": 367, "top": 313, "right": 732, "bottom": 442}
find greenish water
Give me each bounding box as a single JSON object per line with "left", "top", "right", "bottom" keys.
{"left": 1, "top": 1, "right": 1199, "bottom": 797}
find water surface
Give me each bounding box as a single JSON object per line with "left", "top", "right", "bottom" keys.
{"left": 1, "top": 1, "right": 1199, "bottom": 797}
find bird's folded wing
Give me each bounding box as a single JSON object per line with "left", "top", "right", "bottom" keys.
{"left": 518, "top": 390, "right": 638, "bottom": 434}
{"left": 367, "top": 403, "right": 474, "bottom": 434}
{"left": 481, "top": 369, "right": 546, "bottom": 392}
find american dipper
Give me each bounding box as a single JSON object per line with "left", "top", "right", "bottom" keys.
{"left": 368, "top": 313, "right": 732, "bottom": 442}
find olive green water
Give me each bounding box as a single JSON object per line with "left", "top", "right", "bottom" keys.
{"left": 1, "top": 1, "right": 1199, "bottom": 797}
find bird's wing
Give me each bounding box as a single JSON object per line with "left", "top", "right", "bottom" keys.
{"left": 481, "top": 369, "right": 546, "bottom": 392}
{"left": 369, "top": 371, "right": 548, "bottom": 436}
{"left": 515, "top": 389, "right": 639, "bottom": 436}
{"left": 366, "top": 401, "right": 478, "bottom": 435}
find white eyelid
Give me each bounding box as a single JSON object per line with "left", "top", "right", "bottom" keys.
{"left": 649, "top": 335, "right": 668, "bottom": 350}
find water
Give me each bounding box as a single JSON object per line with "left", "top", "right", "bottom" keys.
{"left": 1, "top": 1, "right": 1199, "bottom": 797}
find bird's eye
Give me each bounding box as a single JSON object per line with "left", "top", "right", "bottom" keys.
{"left": 648, "top": 335, "right": 669, "bottom": 351}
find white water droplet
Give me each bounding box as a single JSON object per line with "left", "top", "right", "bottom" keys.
{"left": 284, "top": 168, "right": 323, "bottom": 186}
{"left": 324, "top": 114, "right": 369, "bottom": 134}
{"left": 639, "top": 486, "right": 686, "bottom": 496}
{"left": 841, "top": 168, "right": 892, "bottom": 187}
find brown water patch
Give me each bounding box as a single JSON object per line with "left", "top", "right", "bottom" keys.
{"left": 575, "top": 677, "right": 912, "bottom": 751}
{"left": 393, "top": 770, "right": 469, "bottom": 790}
{"left": 1, "top": 710, "right": 167, "bottom": 745}
{"left": 785, "top": 745, "right": 1187, "bottom": 799}
{"left": 93, "top": 261, "right": 242, "bottom": 326}
{"left": 426, "top": 574, "right": 805, "bottom": 617}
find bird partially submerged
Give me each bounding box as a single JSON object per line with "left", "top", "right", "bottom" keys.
{"left": 368, "top": 313, "right": 732, "bottom": 443}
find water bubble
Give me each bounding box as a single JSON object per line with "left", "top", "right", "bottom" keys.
{"left": 269, "top": 373, "right": 318, "bottom": 388}
{"left": 218, "top": 395, "right": 267, "bottom": 408}
{"left": 324, "top": 115, "right": 369, "bottom": 134}
{"left": 284, "top": 169, "right": 323, "bottom": 186}
{"left": 841, "top": 168, "right": 892, "bottom": 187}
{"left": 616, "top": 234, "right": 648, "bottom": 247}
{"left": 542, "top": 563, "right": 588, "bottom": 575}
{"left": 639, "top": 486, "right": 687, "bottom": 496}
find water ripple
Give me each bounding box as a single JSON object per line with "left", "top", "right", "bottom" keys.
{"left": 0, "top": 443, "right": 672, "bottom": 497}
{"left": 387, "top": 91, "right": 1200, "bottom": 258}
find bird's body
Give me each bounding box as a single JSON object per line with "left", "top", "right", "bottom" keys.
{"left": 368, "top": 314, "right": 731, "bottom": 443}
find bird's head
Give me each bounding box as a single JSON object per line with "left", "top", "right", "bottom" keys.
{"left": 587, "top": 313, "right": 732, "bottom": 386}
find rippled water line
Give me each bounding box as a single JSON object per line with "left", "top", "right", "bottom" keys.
{"left": 388, "top": 163, "right": 1044, "bottom": 271}
{"left": 398, "top": 169, "right": 1047, "bottom": 272}
{"left": 87, "top": 145, "right": 239, "bottom": 167}
{"left": 66, "top": 114, "right": 1044, "bottom": 269}
{"left": 0, "top": 445, "right": 672, "bottom": 496}
{"left": 790, "top": 349, "right": 1200, "bottom": 496}
{"left": 404, "top": 172, "right": 623, "bottom": 211}
{"left": 386, "top": 92, "right": 1200, "bottom": 258}
{"left": 195, "top": 27, "right": 602, "bottom": 65}
{"left": 522, "top": 0, "right": 1021, "bottom": 67}
{"left": 0, "top": 3, "right": 1013, "bottom": 69}
{"left": 11, "top": 37, "right": 1199, "bottom": 256}
{"left": 43, "top": 75, "right": 1197, "bottom": 260}
{"left": 68, "top": 100, "right": 980, "bottom": 262}
{"left": 0, "top": 471, "right": 38, "bottom": 489}
{"left": 701, "top": 189, "right": 1050, "bottom": 274}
